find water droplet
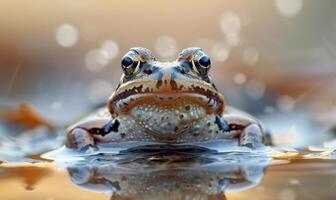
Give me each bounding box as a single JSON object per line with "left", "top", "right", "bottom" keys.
{"left": 55, "top": 24, "right": 79, "bottom": 47}
{"left": 243, "top": 47, "right": 259, "bottom": 66}
{"left": 211, "top": 42, "right": 230, "bottom": 63}
{"left": 275, "top": 0, "right": 303, "bottom": 18}
{"left": 277, "top": 95, "right": 295, "bottom": 112}
{"left": 154, "top": 36, "right": 178, "bottom": 60}
{"left": 234, "top": 73, "right": 247, "bottom": 84}
{"left": 89, "top": 80, "right": 113, "bottom": 103}
{"left": 245, "top": 80, "right": 266, "bottom": 100}
{"left": 219, "top": 11, "right": 241, "bottom": 36}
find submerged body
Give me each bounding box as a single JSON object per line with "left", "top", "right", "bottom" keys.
{"left": 66, "top": 47, "right": 265, "bottom": 150}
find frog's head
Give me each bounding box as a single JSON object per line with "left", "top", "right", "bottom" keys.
{"left": 108, "top": 47, "right": 225, "bottom": 137}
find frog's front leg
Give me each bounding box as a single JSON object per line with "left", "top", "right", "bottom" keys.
{"left": 220, "top": 115, "right": 265, "bottom": 149}
{"left": 65, "top": 117, "right": 119, "bottom": 151}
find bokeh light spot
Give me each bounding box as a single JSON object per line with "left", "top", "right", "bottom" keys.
{"left": 85, "top": 49, "right": 109, "bottom": 72}
{"left": 101, "top": 40, "right": 119, "bottom": 61}
{"left": 211, "top": 42, "right": 230, "bottom": 63}
{"left": 277, "top": 95, "right": 295, "bottom": 112}
{"left": 275, "top": 0, "right": 303, "bottom": 18}
{"left": 234, "top": 73, "right": 247, "bottom": 84}
{"left": 220, "top": 11, "right": 241, "bottom": 36}
{"left": 55, "top": 24, "right": 79, "bottom": 47}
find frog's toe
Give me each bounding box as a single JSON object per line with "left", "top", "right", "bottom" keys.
{"left": 66, "top": 128, "right": 96, "bottom": 151}
{"left": 239, "top": 124, "right": 264, "bottom": 149}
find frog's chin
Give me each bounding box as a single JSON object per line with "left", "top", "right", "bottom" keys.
{"left": 109, "top": 92, "right": 224, "bottom": 116}
{"left": 129, "top": 100, "right": 208, "bottom": 138}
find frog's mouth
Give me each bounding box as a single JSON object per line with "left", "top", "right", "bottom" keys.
{"left": 108, "top": 82, "right": 225, "bottom": 116}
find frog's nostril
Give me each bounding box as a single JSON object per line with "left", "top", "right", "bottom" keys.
{"left": 143, "top": 68, "right": 153, "bottom": 75}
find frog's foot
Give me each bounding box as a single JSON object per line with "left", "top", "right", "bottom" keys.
{"left": 66, "top": 128, "right": 96, "bottom": 152}
{"left": 239, "top": 124, "right": 264, "bottom": 149}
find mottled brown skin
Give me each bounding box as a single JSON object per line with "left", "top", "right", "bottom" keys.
{"left": 66, "top": 47, "right": 265, "bottom": 151}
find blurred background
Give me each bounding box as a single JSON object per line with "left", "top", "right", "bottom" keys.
{"left": 1, "top": 0, "right": 336, "bottom": 147}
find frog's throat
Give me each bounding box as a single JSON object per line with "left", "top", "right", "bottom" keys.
{"left": 108, "top": 81, "right": 225, "bottom": 115}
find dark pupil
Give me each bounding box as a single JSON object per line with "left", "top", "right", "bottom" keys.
{"left": 199, "top": 56, "right": 210, "bottom": 67}
{"left": 122, "top": 57, "right": 133, "bottom": 67}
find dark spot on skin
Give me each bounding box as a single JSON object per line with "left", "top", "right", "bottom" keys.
{"left": 229, "top": 124, "right": 245, "bottom": 131}
{"left": 135, "top": 85, "right": 143, "bottom": 93}
{"left": 120, "top": 133, "right": 126, "bottom": 139}
{"left": 88, "top": 128, "right": 101, "bottom": 135}
{"left": 179, "top": 114, "right": 184, "bottom": 119}
{"left": 185, "top": 105, "right": 191, "bottom": 111}
{"left": 211, "top": 83, "right": 217, "bottom": 90}
{"left": 161, "top": 116, "right": 165, "bottom": 120}
{"left": 111, "top": 120, "right": 120, "bottom": 132}
{"left": 115, "top": 83, "right": 121, "bottom": 90}
{"left": 91, "top": 119, "right": 120, "bottom": 136}
{"left": 179, "top": 67, "right": 187, "bottom": 74}
{"left": 156, "top": 80, "right": 163, "bottom": 89}
{"left": 215, "top": 116, "right": 230, "bottom": 132}
{"left": 166, "top": 137, "right": 174, "bottom": 141}
{"left": 170, "top": 79, "right": 178, "bottom": 90}
{"left": 174, "top": 127, "right": 178, "bottom": 132}
{"left": 107, "top": 180, "right": 121, "bottom": 191}
{"left": 207, "top": 122, "right": 211, "bottom": 127}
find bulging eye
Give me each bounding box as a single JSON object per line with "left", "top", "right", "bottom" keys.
{"left": 199, "top": 55, "right": 211, "bottom": 68}
{"left": 193, "top": 55, "right": 211, "bottom": 76}
{"left": 121, "top": 56, "right": 133, "bottom": 68}
{"left": 121, "top": 56, "right": 139, "bottom": 76}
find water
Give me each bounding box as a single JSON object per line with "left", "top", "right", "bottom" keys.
{"left": 1, "top": 141, "right": 336, "bottom": 200}
{"left": 0, "top": 115, "right": 336, "bottom": 200}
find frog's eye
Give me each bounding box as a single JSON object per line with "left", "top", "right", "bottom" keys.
{"left": 192, "top": 55, "right": 211, "bottom": 76}
{"left": 121, "top": 56, "right": 140, "bottom": 76}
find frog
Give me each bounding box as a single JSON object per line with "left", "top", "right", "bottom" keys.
{"left": 66, "top": 47, "right": 267, "bottom": 151}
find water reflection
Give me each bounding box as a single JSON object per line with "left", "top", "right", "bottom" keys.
{"left": 63, "top": 149, "right": 272, "bottom": 200}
